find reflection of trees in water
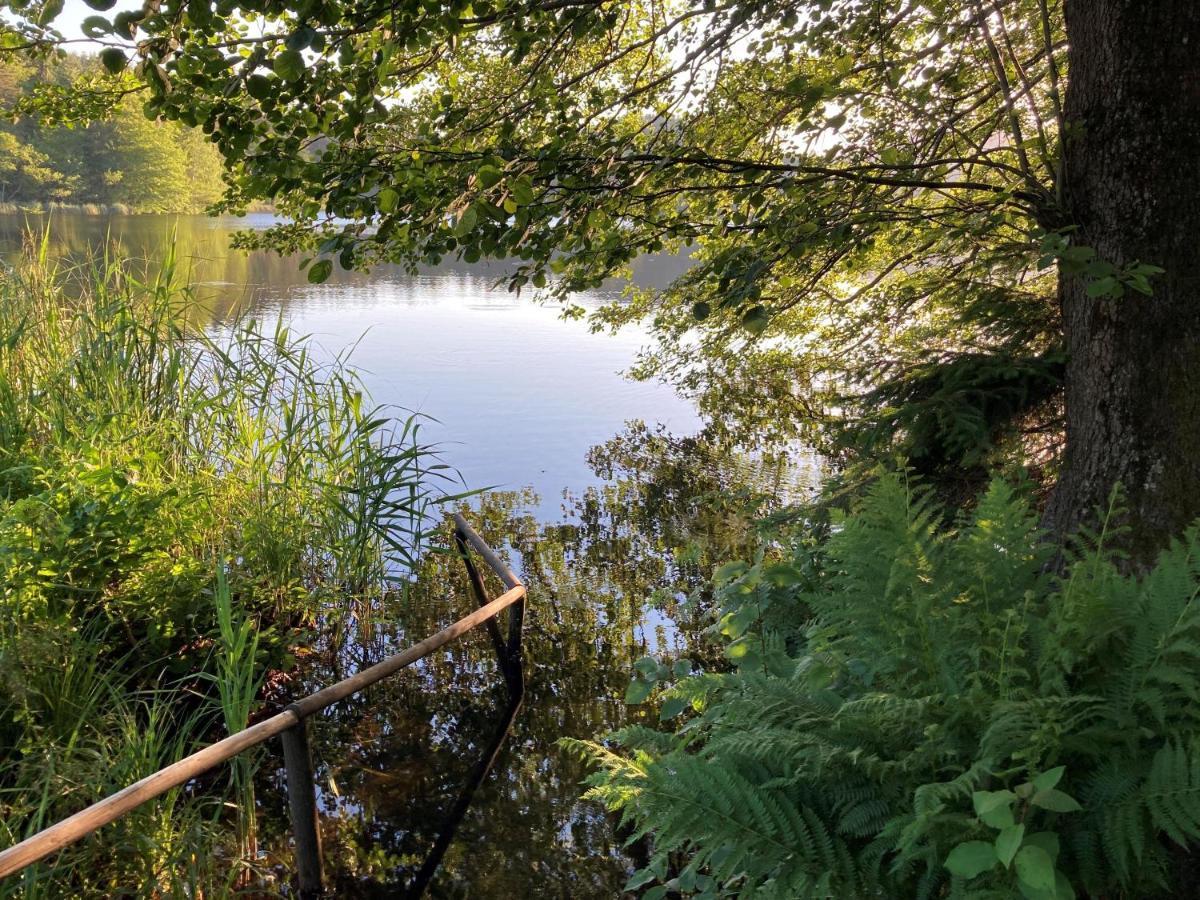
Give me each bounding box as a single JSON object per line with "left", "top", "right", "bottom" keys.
{"left": 0, "top": 213, "right": 699, "bottom": 330}
{"left": 252, "top": 425, "right": 799, "bottom": 898}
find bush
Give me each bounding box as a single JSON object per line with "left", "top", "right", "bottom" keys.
{"left": 568, "top": 474, "right": 1200, "bottom": 899}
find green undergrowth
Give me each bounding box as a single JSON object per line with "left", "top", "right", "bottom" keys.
{"left": 569, "top": 473, "right": 1200, "bottom": 899}
{"left": 0, "top": 236, "right": 448, "bottom": 896}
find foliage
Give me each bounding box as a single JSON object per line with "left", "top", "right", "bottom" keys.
{"left": 4, "top": 0, "right": 1089, "bottom": 470}
{"left": 567, "top": 473, "right": 1200, "bottom": 898}
{"left": 0, "top": 236, "right": 446, "bottom": 895}
{"left": 0, "top": 52, "right": 223, "bottom": 212}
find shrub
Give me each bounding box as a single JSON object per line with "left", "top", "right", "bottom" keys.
{"left": 568, "top": 474, "right": 1200, "bottom": 899}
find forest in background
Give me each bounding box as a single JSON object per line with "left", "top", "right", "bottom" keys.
{"left": 0, "top": 53, "right": 223, "bottom": 212}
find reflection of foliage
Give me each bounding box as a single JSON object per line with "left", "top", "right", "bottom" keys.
{"left": 572, "top": 474, "right": 1200, "bottom": 899}
{"left": 258, "top": 426, "right": 789, "bottom": 897}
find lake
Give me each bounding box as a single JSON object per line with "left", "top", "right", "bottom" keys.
{"left": 0, "top": 212, "right": 809, "bottom": 897}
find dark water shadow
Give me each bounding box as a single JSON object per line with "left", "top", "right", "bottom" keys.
{"left": 405, "top": 694, "right": 523, "bottom": 898}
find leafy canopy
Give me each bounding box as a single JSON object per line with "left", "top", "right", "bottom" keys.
{"left": 7, "top": 0, "right": 1098, "bottom": 461}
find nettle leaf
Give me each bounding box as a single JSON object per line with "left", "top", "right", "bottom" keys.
{"left": 1024, "top": 832, "right": 1060, "bottom": 862}
{"left": 996, "top": 824, "right": 1025, "bottom": 868}
{"left": 1032, "top": 767, "right": 1065, "bottom": 792}
{"left": 1014, "top": 845, "right": 1056, "bottom": 893}
{"left": 945, "top": 841, "right": 998, "bottom": 879}
{"left": 973, "top": 789, "right": 1017, "bottom": 828}
{"left": 1031, "top": 789, "right": 1082, "bottom": 813}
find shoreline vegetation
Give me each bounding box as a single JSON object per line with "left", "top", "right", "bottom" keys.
{"left": 0, "top": 201, "right": 276, "bottom": 216}
{"left": 0, "top": 234, "right": 446, "bottom": 895}
{"left": 0, "top": 54, "right": 227, "bottom": 215}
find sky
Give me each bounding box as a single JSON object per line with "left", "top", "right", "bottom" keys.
{"left": 50, "top": 0, "right": 139, "bottom": 43}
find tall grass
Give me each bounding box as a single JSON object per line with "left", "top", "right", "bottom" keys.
{"left": 0, "top": 232, "right": 450, "bottom": 895}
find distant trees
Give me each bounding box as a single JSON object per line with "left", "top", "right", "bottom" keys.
{"left": 0, "top": 54, "right": 223, "bottom": 212}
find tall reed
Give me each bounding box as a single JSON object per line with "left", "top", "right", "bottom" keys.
{"left": 0, "top": 231, "right": 451, "bottom": 895}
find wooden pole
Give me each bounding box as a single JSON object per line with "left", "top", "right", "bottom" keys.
{"left": 281, "top": 722, "right": 324, "bottom": 898}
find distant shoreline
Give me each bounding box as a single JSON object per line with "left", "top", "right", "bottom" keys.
{"left": 0, "top": 202, "right": 275, "bottom": 216}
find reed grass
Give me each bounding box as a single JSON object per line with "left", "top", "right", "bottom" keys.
{"left": 0, "top": 230, "right": 451, "bottom": 896}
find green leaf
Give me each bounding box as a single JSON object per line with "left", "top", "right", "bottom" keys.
{"left": 996, "top": 824, "right": 1024, "bottom": 868}
{"left": 660, "top": 697, "right": 687, "bottom": 720}
{"left": 973, "top": 790, "right": 1016, "bottom": 816}
{"left": 625, "top": 678, "right": 652, "bottom": 705}
{"left": 944, "top": 841, "right": 998, "bottom": 879}
{"left": 378, "top": 187, "right": 399, "bottom": 214}
{"left": 714, "top": 561, "right": 748, "bottom": 583}
{"left": 510, "top": 177, "right": 535, "bottom": 206}
{"left": 83, "top": 0, "right": 117, "bottom": 9}
{"left": 307, "top": 259, "right": 332, "bottom": 284}
{"left": 624, "top": 868, "right": 657, "bottom": 891}
{"left": 454, "top": 205, "right": 479, "bottom": 236}
{"left": 274, "top": 49, "right": 305, "bottom": 83}
{"left": 1024, "top": 832, "right": 1060, "bottom": 862}
{"left": 672, "top": 659, "right": 692, "bottom": 678}
{"left": 633, "top": 656, "right": 659, "bottom": 676}
{"left": 1086, "top": 275, "right": 1119, "bottom": 298}
{"left": 1031, "top": 789, "right": 1082, "bottom": 813}
{"left": 246, "top": 73, "right": 273, "bottom": 100}
{"left": 741, "top": 305, "right": 769, "bottom": 335}
{"left": 1032, "top": 767, "right": 1065, "bottom": 792}
{"left": 1015, "top": 845, "right": 1056, "bottom": 893}
{"left": 99, "top": 48, "right": 126, "bottom": 74}
{"left": 981, "top": 803, "right": 1015, "bottom": 829}
{"left": 974, "top": 789, "right": 1017, "bottom": 828}
{"left": 81, "top": 15, "right": 111, "bottom": 38}
{"left": 477, "top": 164, "right": 504, "bottom": 188}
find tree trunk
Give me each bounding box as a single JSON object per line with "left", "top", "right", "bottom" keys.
{"left": 1046, "top": 1, "right": 1200, "bottom": 564}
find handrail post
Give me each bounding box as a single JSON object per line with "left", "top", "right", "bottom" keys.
{"left": 505, "top": 591, "right": 525, "bottom": 697}
{"left": 451, "top": 513, "right": 526, "bottom": 699}
{"left": 280, "top": 718, "right": 324, "bottom": 898}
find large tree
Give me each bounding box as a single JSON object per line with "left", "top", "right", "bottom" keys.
{"left": 6, "top": 0, "right": 1198, "bottom": 557}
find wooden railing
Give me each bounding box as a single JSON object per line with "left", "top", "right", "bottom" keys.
{"left": 0, "top": 513, "right": 526, "bottom": 897}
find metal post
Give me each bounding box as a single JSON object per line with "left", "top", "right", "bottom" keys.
{"left": 281, "top": 720, "right": 324, "bottom": 898}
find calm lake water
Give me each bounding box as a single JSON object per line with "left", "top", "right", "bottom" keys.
{"left": 0, "top": 213, "right": 810, "bottom": 897}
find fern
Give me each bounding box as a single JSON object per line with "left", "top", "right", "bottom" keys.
{"left": 570, "top": 473, "right": 1200, "bottom": 898}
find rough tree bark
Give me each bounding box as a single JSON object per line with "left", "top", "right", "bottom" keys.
{"left": 1046, "top": 1, "right": 1200, "bottom": 564}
